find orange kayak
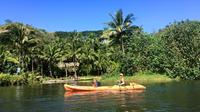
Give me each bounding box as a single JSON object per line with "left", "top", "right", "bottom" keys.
{"left": 64, "top": 90, "right": 145, "bottom": 97}
{"left": 64, "top": 83, "right": 146, "bottom": 91}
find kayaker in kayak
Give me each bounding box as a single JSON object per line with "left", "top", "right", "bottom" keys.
{"left": 70, "top": 76, "right": 78, "bottom": 85}
{"left": 118, "top": 73, "right": 125, "bottom": 86}
{"left": 92, "top": 78, "right": 101, "bottom": 87}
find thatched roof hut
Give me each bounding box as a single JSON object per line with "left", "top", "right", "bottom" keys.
{"left": 57, "top": 62, "right": 80, "bottom": 69}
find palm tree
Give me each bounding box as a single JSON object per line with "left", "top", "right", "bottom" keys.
{"left": 106, "top": 9, "right": 134, "bottom": 53}
{"left": 0, "top": 46, "right": 19, "bottom": 72}
{"left": 26, "top": 29, "right": 47, "bottom": 73}
{"left": 79, "top": 37, "right": 97, "bottom": 75}
{"left": 0, "top": 22, "right": 40, "bottom": 71}
{"left": 40, "top": 38, "right": 64, "bottom": 77}
{"left": 62, "top": 31, "right": 82, "bottom": 79}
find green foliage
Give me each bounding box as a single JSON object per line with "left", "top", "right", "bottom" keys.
{"left": 0, "top": 72, "right": 42, "bottom": 86}
{"left": 55, "top": 30, "right": 103, "bottom": 38}
{"left": 0, "top": 46, "right": 19, "bottom": 73}
{"left": 40, "top": 38, "right": 64, "bottom": 77}
{"left": 0, "top": 22, "right": 44, "bottom": 72}
{"left": 24, "top": 72, "right": 42, "bottom": 85}
{"left": 0, "top": 73, "right": 26, "bottom": 86}
{"left": 158, "top": 20, "right": 200, "bottom": 80}
{"left": 0, "top": 12, "right": 200, "bottom": 82}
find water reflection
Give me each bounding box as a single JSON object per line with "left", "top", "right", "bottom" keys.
{"left": 64, "top": 90, "right": 145, "bottom": 112}
{"left": 1, "top": 81, "right": 200, "bottom": 112}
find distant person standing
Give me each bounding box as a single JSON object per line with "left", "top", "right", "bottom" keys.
{"left": 118, "top": 73, "right": 125, "bottom": 86}
{"left": 16, "top": 67, "right": 21, "bottom": 75}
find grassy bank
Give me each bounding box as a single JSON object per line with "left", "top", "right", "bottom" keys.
{"left": 101, "top": 72, "right": 179, "bottom": 84}
{"left": 0, "top": 72, "right": 179, "bottom": 86}
{"left": 0, "top": 73, "right": 42, "bottom": 86}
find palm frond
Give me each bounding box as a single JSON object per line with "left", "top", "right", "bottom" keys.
{"left": 115, "top": 9, "right": 123, "bottom": 26}
{"left": 107, "top": 22, "right": 116, "bottom": 28}
{"left": 124, "top": 14, "right": 134, "bottom": 29}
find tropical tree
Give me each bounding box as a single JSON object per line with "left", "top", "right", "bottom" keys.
{"left": 105, "top": 9, "right": 134, "bottom": 53}
{"left": 26, "top": 29, "right": 48, "bottom": 73}
{"left": 157, "top": 20, "right": 200, "bottom": 79}
{"left": 0, "top": 22, "right": 41, "bottom": 72}
{"left": 79, "top": 36, "right": 98, "bottom": 75}
{"left": 0, "top": 46, "right": 19, "bottom": 73}
{"left": 62, "top": 31, "right": 83, "bottom": 79}
{"left": 40, "top": 38, "right": 64, "bottom": 77}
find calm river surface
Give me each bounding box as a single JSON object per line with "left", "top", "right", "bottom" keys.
{"left": 0, "top": 81, "right": 200, "bottom": 112}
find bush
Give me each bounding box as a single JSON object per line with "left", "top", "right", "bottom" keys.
{"left": 0, "top": 72, "right": 42, "bottom": 86}
{"left": 0, "top": 73, "right": 26, "bottom": 86}
{"left": 27, "top": 73, "right": 42, "bottom": 85}
{"left": 158, "top": 20, "right": 200, "bottom": 80}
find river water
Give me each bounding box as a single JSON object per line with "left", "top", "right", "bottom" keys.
{"left": 0, "top": 81, "right": 200, "bottom": 112}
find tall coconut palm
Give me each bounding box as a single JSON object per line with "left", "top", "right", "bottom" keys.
{"left": 62, "top": 31, "right": 82, "bottom": 79}
{"left": 79, "top": 37, "right": 97, "bottom": 75}
{"left": 26, "top": 29, "right": 47, "bottom": 73}
{"left": 106, "top": 9, "right": 134, "bottom": 53}
{"left": 40, "top": 38, "right": 64, "bottom": 77}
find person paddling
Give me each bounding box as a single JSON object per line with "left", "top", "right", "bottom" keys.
{"left": 118, "top": 73, "right": 125, "bottom": 86}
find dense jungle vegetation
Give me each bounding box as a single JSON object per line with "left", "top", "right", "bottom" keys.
{"left": 0, "top": 9, "right": 199, "bottom": 85}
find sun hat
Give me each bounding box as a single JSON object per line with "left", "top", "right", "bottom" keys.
{"left": 119, "top": 73, "right": 123, "bottom": 76}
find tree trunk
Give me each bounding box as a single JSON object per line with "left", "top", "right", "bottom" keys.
{"left": 49, "top": 62, "right": 53, "bottom": 77}
{"left": 74, "top": 64, "right": 78, "bottom": 80}
{"left": 64, "top": 64, "right": 68, "bottom": 77}
{"left": 40, "top": 61, "right": 43, "bottom": 76}
{"left": 121, "top": 36, "right": 125, "bottom": 54}
{"left": 19, "top": 50, "right": 24, "bottom": 72}
{"left": 21, "top": 50, "right": 27, "bottom": 72}
{"left": 73, "top": 56, "right": 78, "bottom": 80}
{"left": 97, "top": 70, "right": 100, "bottom": 76}
{"left": 31, "top": 57, "right": 34, "bottom": 72}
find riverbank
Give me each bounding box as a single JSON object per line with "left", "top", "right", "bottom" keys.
{"left": 58, "top": 72, "right": 179, "bottom": 84}
{"left": 101, "top": 72, "right": 179, "bottom": 84}
{"left": 0, "top": 73, "right": 48, "bottom": 86}
{"left": 0, "top": 72, "right": 179, "bottom": 86}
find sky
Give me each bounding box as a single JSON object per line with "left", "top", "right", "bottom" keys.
{"left": 0, "top": 0, "right": 200, "bottom": 33}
